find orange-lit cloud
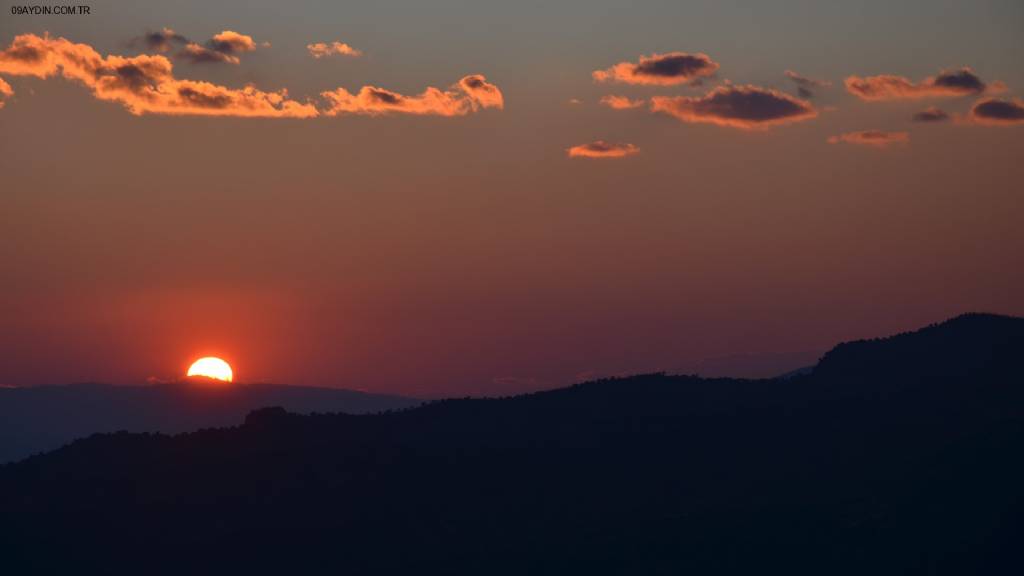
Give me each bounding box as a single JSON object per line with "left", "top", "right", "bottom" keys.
{"left": 307, "top": 41, "right": 362, "bottom": 58}
{"left": 969, "top": 97, "right": 1024, "bottom": 125}
{"left": 0, "top": 77, "right": 12, "bottom": 108}
{"left": 0, "top": 33, "right": 316, "bottom": 117}
{"left": 912, "top": 106, "right": 949, "bottom": 123}
{"left": 180, "top": 43, "right": 240, "bottom": 64}
{"left": 321, "top": 74, "right": 503, "bottom": 116}
{"left": 785, "top": 70, "right": 831, "bottom": 98}
{"left": 650, "top": 84, "right": 817, "bottom": 129}
{"left": 179, "top": 30, "right": 259, "bottom": 65}
{"left": 458, "top": 74, "right": 504, "bottom": 109}
{"left": 1, "top": 33, "right": 501, "bottom": 120}
{"left": 600, "top": 95, "right": 644, "bottom": 109}
{"left": 827, "top": 130, "right": 909, "bottom": 147}
{"left": 131, "top": 28, "right": 259, "bottom": 64}
{"left": 208, "top": 31, "right": 257, "bottom": 53}
{"left": 593, "top": 52, "right": 719, "bottom": 86}
{"left": 567, "top": 140, "right": 639, "bottom": 158}
{"left": 845, "top": 67, "right": 995, "bottom": 101}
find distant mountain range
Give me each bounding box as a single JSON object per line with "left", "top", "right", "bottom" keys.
{"left": 1, "top": 313, "right": 1021, "bottom": 575}
{"left": 0, "top": 382, "right": 418, "bottom": 463}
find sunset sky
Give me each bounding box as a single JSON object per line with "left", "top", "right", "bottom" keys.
{"left": 1, "top": 0, "right": 1022, "bottom": 396}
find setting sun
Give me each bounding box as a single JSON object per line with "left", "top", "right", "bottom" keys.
{"left": 187, "top": 357, "right": 233, "bottom": 382}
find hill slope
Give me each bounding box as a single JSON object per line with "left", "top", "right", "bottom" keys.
{"left": 1, "top": 314, "right": 1022, "bottom": 575}
{"left": 0, "top": 382, "right": 418, "bottom": 463}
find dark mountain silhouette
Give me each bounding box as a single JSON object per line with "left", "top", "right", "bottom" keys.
{"left": 0, "top": 382, "right": 418, "bottom": 463}
{"left": 683, "top": 348, "right": 824, "bottom": 379}
{"left": 1, "top": 313, "right": 1022, "bottom": 575}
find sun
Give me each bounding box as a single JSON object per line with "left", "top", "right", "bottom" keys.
{"left": 187, "top": 357, "right": 234, "bottom": 382}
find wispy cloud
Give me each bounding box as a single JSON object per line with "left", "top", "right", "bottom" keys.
{"left": 911, "top": 106, "right": 950, "bottom": 123}
{"left": 567, "top": 140, "right": 639, "bottom": 158}
{"left": 827, "top": 130, "right": 909, "bottom": 147}
{"left": 651, "top": 84, "right": 817, "bottom": 129}
{"left": 785, "top": 70, "right": 831, "bottom": 98}
{"left": 845, "top": 67, "right": 998, "bottom": 101}
{"left": 307, "top": 41, "right": 362, "bottom": 59}
{"left": 321, "top": 74, "right": 503, "bottom": 116}
{"left": 0, "top": 77, "right": 12, "bottom": 108}
{"left": 179, "top": 30, "right": 259, "bottom": 65}
{"left": 600, "top": 95, "right": 645, "bottom": 109}
{"left": 132, "top": 27, "right": 188, "bottom": 53}
{"left": 593, "top": 52, "right": 718, "bottom": 86}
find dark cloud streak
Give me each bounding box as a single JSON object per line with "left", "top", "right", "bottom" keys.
{"left": 133, "top": 28, "right": 188, "bottom": 53}
{"left": 912, "top": 106, "right": 950, "bottom": 122}
{"left": 970, "top": 98, "right": 1024, "bottom": 125}
{"left": 651, "top": 84, "right": 817, "bottom": 129}
{"left": 828, "top": 130, "right": 909, "bottom": 147}
{"left": 785, "top": 70, "right": 831, "bottom": 99}
{"left": 593, "top": 52, "right": 719, "bottom": 86}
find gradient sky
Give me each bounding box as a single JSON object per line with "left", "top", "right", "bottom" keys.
{"left": 1, "top": 0, "right": 1022, "bottom": 396}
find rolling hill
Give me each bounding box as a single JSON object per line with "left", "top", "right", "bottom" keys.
{"left": 0, "top": 381, "right": 418, "bottom": 463}
{"left": 1, "top": 313, "right": 1021, "bottom": 575}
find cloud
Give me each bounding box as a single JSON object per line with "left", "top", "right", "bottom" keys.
{"left": 0, "top": 33, "right": 502, "bottom": 121}
{"left": 827, "top": 130, "right": 909, "bottom": 147}
{"left": 321, "top": 74, "right": 502, "bottom": 116}
{"left": 179, "top": 30, "right": 259, "bottom": 65}
{"left": 600, "top": 95, "right": 644, "bottom": 109}
{"left": 912, "top": 106, "right": 950, "bottom": 123}
{"left": 567, "top": 140, "right": 639, "bottom": 158}
{"left": 650, "top": 84, "right": 817, "bottom": 129}
{"left": 458, "top": 74, "right": 504, "bottom": 109}
{"left": 307, "top": 41, "right": 362, "bottom": 58}
{"left": 931, "top": 68, "right": 988, "bottom": 93}
{"left": 0, "top": 77, "right": 11, "bottom": 108}
{"left": 207, "top": 30, "right": 257, "bottom": 54}
{"left": 845, "top": 67, "right": 994, "bottom": 101}
{"left": 785, "top": 70, "right": 831, "bottom": 98}
{"left": 133, "top": 27, "right": 188, "bottom": 53}
{"left": 0, "top": 33, "right": 316, "bottom": 117}
{"left": 969, "top": 97, "right": 1024, "bottom": 125}
{"left": 180, "top": 43, "right": 239, "bottom": 64}
{"left": 593, "top": 52, "right": 719, "bottom": 86}
{"left": 133, "top": 29, "right": 261, "bottom": 64}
